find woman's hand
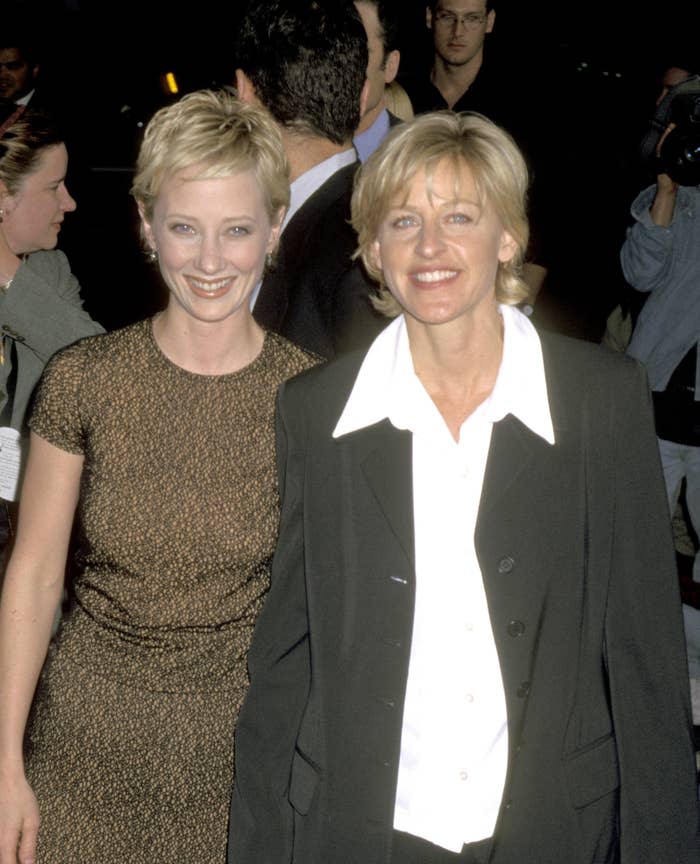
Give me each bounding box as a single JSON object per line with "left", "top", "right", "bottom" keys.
{"left": 0, "top": 770, "right": 39, "bottom": 864}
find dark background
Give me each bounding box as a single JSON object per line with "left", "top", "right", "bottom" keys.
{"left": 7, "top": 0, "right": 697, "bottom": 338}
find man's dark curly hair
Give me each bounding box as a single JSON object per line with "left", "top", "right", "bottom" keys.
{"left": 235, "top": 0, "right": 368, "bottom": 145}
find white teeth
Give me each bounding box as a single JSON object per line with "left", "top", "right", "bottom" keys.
{"left": 189, "top": 277, "right": 230, "bottom": 293}
{"left": 413, "top": 270, "right": 457, "bottom": 283}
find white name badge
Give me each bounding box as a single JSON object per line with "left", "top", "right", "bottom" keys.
{"left": 0, "top": 427, "right": 24, "bottom": 502}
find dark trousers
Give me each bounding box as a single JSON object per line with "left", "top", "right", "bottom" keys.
{"left": 391, "top": 830, "right": 492, "bottom": 864}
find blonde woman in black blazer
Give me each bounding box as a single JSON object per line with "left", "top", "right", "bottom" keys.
{"left": 230, "top": 112, "right": 699, "bottom": 864}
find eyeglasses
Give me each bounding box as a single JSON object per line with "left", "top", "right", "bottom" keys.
{"left": 434, "top": 10, "right": 489, "bottom": 29}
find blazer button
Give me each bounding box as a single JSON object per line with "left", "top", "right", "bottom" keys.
{"left": 507, "top": 620, "right": 526, "bottom": 637}
{"left": 498, "top": 556, "right": 515, "bottom": 574}
{"left": 516, "top": 681, "right": 530, "bottom": 698}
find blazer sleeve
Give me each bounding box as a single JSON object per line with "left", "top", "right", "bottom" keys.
{"left": 604, "top": 359, "right": 700, "bottom": 862}
{"left": 229, "top": 379, "right": 312, "bottom": 864}
{"left": 0, "top": 250, "right": 104, "bottom": 363}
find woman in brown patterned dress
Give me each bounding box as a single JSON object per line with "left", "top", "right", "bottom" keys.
{"left": 0, "top": 90, "right": 315, "bottom": 863}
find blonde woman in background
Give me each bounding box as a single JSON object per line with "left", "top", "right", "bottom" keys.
{"left": 384, "top": 80, "right": 414, "bottom": 122}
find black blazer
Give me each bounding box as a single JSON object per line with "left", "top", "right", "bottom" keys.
{"left": 230, "top": 330, "right": 700, "bottom": 864}
{"left": 253, "top": 161, "right": 386, "bottom": 358}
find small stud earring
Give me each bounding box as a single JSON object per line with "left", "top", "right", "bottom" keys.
{"left": 147, "top": 249, "right": 158, "bottom": 263}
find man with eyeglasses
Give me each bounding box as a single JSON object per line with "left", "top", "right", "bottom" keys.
{"left": 401, "top": 0, "right": 496, "bottom": 117}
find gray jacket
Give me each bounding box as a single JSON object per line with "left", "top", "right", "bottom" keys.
{"left": 623, "top": 184, "right": 700, "bottom": 394}
{"left": 0, "top": 249, "right": 103, "bottom": 431}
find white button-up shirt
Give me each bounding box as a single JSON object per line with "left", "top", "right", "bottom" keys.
{"left": 334, "top": 304, "right": 555, "bottom": 852}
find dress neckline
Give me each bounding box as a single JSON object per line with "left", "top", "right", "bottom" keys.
{"left": 144, "top": 316, "right": 270, "bottom": 381}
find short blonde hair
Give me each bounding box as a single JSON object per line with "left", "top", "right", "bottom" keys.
{"left": 351, "top": 111, "right": 530, "bottom": 316}
{"left": 131, "top": 89, "right": 290, "bottom": 224}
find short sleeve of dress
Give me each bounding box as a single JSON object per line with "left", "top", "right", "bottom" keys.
{"left": 27, "top": 340, "right": 91, "bottom": 455}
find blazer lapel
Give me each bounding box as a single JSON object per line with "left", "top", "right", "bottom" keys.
{"left": 347, "top": 419, "right": 414, "bottom": 567}
{"left": 479, "top": 343, "right": 568, "bottom": 523}
{"left": 478, "top": 415, "right": 543, "bottom": 523}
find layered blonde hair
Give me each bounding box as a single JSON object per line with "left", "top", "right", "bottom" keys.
{"left": 351, "top": 110, "right": 530, "bottom": 316}
{"left": 131, "top": 89, "right": 290, "bottom": 224}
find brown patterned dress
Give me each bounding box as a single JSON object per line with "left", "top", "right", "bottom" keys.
{"left": 24, "top": 318, "right": 316, "bottom": 863}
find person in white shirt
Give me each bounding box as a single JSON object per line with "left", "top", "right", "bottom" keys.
{"left": 229, "top": 111, "right": 699, "bottom": 864}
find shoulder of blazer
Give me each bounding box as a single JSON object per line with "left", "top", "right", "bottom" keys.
{"left": 280, "top": 347, "right": 367, "bottom": 430}
{"left": 275, "top": 163, "right": 363, "bottom": 294}
{"left": 284, "top": 162, "right": 359, "bottom": 241}
{"left": 538, "top": 327, "right": 649, "bottom": 435}
{"left": 22, "top": 249, "right": 70, "bottom": 284}
{"left": 539, "top": 328, "right": 646, "bottom": 390}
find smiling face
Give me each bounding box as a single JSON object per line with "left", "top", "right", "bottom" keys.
{"left": 0, "top": 143, "right": 76, "bottom": 255}
{"left": 140, "top": 166, "right": 283, "bottom": 327}
{"left": 370, "top": 157, "right": 515, "bottom": 329}
{"left": 427, "top": 0, "right": 494, "bottom": 69}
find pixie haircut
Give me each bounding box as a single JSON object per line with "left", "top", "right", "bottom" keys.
{"left": 0, "top": 105, "right": 63, "bottom": 194}
{"left": 131, "top": 89, "right": 290, "bottom": 224}
{"left": 351, "top": 111, "right": 530, "bottom": 316}
{"left": 235, "top": 0, "right": 368, "bottom": 145}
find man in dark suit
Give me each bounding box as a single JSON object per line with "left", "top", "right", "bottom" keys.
{"left": 400, "top": 0, "right": 496, "bottom": 116}
{"left": 234, "top": 0, "right": 387, "bottom": 358}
